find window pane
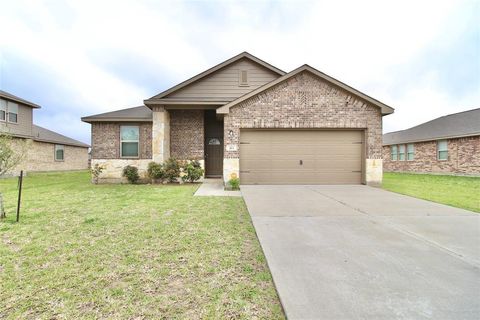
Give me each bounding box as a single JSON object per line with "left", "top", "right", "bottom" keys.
{"left": 0, "top": 110, "right": 5, "bottom": 121}
{"left": 56, "top": 149, "right": 64, "bottom": 160}
{"left": 391, "top": 145, "right": 397, "bottom": 160}
{"left": 8, "top": 113, "right": 17, "bottom": 123}
{"left": 399, "top": 153, "right": 405, "bottom": 160}
{"left": 121, "top": 126, "right": 139, "bottom": 141}
{"left": 437, "top": 140, "right": 447, "bottom": 151}
{"left": 122, "top": 142, "right": 138, "bottom": 157}
{"left": 7, "top": 102, "right": 18, "bottom": 114}
{"left": 438, "top": 150, "right": 448, "bottom": 160}
{"left": 0, "top": 99, "right": 6, "bottom": 112}
{"left": 407, "top": 144, "right": 414, "bottom": 153}
{"left": 407, "top": 153, "right": 414, "bottom": 161}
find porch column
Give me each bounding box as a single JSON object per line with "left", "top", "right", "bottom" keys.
{"left": 151, "top": 106, "right": 170, "bottom": 163}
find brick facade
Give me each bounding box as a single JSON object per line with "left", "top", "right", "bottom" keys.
{"left": 170, "top": 110, "right": 204, "bottom": 159}
{"left": 383, "top": 136, "right": 480, "bottom": 175}
{"left": 10, "top": 138, "right": 88, "bottom": 174}
{"left": 91, "top": 122, "right": 152, "bottom": 159}
{"left": 223, "top": 71, "right": 383, "bottom": 159}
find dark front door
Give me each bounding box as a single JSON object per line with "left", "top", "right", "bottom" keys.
{"left": 204, "top": 110, "right": 224, "bottom": 177}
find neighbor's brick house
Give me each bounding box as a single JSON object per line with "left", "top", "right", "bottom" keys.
{"left": 383, "top": 108, "right": 480, "bottom": 175}
{"left": 0, "top": 90, "right": 89, "bottom": 174}
{"left": 82, "top": 52, "right": 394, "bottom": 185}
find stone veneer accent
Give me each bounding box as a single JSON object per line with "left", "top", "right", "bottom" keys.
{"left": 383, "top": 136, "right": 480, "bottom": 175}
{"left": 170, "top": 110, "right": 204, "bottom": 160}
{"left": 91, "top": 122, "right": 152, "bottom": 159}
{"left": 10, "top": 138, "right": 89, "bottom": 174}
{"left": 223, "top": 71, "right": 384, "bottom": 186}
{"left": 151, "top": 106, "right": 170, "bottom": 162}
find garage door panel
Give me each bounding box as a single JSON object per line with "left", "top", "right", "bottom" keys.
{"left": 240, "top": 130, "right": 363, "bottom": 185}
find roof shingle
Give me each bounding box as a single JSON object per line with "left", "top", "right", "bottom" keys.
{"left": 383, "top": 108, "right": 480, "bottom": 145}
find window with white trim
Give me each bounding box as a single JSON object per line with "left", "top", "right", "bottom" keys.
{"left": 407, "top": 143, "right": 414, "bottom": 161}
{"left": 7, "top": 101, "right": 18, "bottom": 123}
{"left": 120, "top": 125, "right": 139, "bottom": 157}
{"left": 391, "top": 145, "right": 398, "bottom": 160}
{"left": 398, "top": 144, "right": 406, "bottom": 161}
{"left": 0, "top": 99, "right": 6, "bottom": 121}
{"left": 437, "top": 140, "right": 448, "bottom": 160}
{"left": 55, "top": 144, "right": 64, "bottom": 161}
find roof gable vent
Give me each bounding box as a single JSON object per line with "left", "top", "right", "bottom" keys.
{"left": 239, "top": 69, "right": 249, "bottom": 86}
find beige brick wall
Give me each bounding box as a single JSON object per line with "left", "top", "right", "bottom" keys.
{"left": 224, "top": 71, "right": 383, "bottom": 159}
{"left": 383, "top": 136, "right": 480, "bottom": 175}
{"left": 91, "top": 122, "right": 152, "bottom": 159}
{"left": 10, "top": 138, "right": 89, "bottom": 174}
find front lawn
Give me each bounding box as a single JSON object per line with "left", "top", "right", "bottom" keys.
{"left": 383, "top": 172, "right": 480, "bottom": 213}
{"left": 0, "top": 171, "right": 284, "bottom": 319}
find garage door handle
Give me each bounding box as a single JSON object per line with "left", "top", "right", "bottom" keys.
{"left": 352, "top": 170, "right": 361, "bottom": 173}
{"left": 299, "top": 160, "right": 303, "bottom": 165}
{"left": 240, "top": 170, "right": 250, "bottom": 173}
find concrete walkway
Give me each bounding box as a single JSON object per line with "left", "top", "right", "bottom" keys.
{"left": 194, "top": 178, "right": 242, "bottom": 197}
{"left": 242, "top": 185, "right": 480, "bottom": 320}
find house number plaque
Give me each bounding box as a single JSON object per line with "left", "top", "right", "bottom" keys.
{"left": 226, "top": 144, "right": 238, "bottom": 151}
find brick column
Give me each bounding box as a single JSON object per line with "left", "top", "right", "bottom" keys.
{"left": 151, "top": 106, "right": 170, "bottom": 163}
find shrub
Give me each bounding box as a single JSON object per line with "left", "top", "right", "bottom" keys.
{"left": 181, "top": 160, "right": 204, "bottom": 183}
{"left": 122, "top": 165, "right": 139, "bottom": 184}
{"left": 90, "top": 163, "right": 105, "bottom": 184}
{"left": 228, "top": 177, "right": 240, "bottom": 190}
{"left": 163, "top": 158, "right": 180, "bottom": 183}
{"left": 147, "top": 162, "right": 165, "bottom": 182}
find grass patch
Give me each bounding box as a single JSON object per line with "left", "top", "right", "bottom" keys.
{"left": 383, "top": 172, "right": 480, "bottom": 212}
{"left": 0, "top": 171, "right": 284, "bottom": 319}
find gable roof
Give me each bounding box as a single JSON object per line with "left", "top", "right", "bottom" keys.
{"left": 144, "top": 52, "right": 285, "bottom": 106}
{"left": 383, "top": 108, "right": 480, "bottom": 145}
{"left": 0, "top": 90, "right": 41, "bottom": 108}
{"left": 81, "top": 106, "right": 152, "bottom": 123}
{"left": 32, "top": 125, "right": 89, "bottom": 148}
{"left": 217, "top": 64, "right": 394, "bottom": 115}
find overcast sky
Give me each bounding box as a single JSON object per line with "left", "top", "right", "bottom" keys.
{"left": 1, "top": 0, "right": 478, "bottom": 144}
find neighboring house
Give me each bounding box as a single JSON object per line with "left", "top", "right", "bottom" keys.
{"left": 383, "top": 108, "right": 480, "bottom": 175}
{"left": 0, "top": 90, "right": 89, "bottom": 174}
{"left": 82, "top": 52, "right": 394, "bottom": 185}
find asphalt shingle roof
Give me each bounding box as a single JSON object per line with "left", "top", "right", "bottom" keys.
{"left": 0, "top": 90, "right": 41, "bottom": 108}
{"left": 81, "top": 106, "right": 152, "bottom": 122}
{"left": 383, "top": 108, "right": 480, "bottom": 145}
{"left": 32, "top": 125, "right": 89, "bottom": 148}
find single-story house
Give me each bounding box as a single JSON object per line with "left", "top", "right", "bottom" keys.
{"left": 383, "top": 108, "right": 480, "bottom": 175}
{"left": 0, "top": 90, "right": 90, "bottom": 174}
{"left": 82, "top": 52, "right": 394, "bottom": 185}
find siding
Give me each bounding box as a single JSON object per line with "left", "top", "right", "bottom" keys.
{"left": 166, "top": 58, "right": 280, "bottom": 100}
{"left": 0, "top": 103, "right": 33, "bottom": 137}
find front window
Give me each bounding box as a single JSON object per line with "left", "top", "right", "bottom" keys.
{"left": 120, "top": 125, "right": 139, "bottom": 157}
{"left": 7, "top": 102, "right": 18, "bottom": 123}
{"left": 407, "top": 144, "right": 414, "bottom": 160}
{"left": 437, "top": 140, "right": 448, "bottom": 160}
{"left": 55, "top": 144, "right": 64, "bottom": 161}
{"left": 0, "top": 99, "right": 6, "bottom": 121}
{"left": 391, "top": 145, "right": 398, "bottom": 160}
{"left": 398, "top": 145, "right": 405, "bottom": 161}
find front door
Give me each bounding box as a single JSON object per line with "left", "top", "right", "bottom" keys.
{"left": 204, "top": 110, "right": 224, "bottom": 177}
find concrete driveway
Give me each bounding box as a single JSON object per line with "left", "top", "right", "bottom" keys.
{"left": 242, "top": 185, "right": 480, "bottom": 320}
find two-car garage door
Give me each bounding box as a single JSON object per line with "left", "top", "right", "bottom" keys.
{"left": 239, "top": 130, "right": 364, "bottom": 185}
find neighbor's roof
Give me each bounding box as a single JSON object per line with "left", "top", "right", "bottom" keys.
{"left": 81, "top": 106, "right": 152, "bottom": 123}
{"left": 383, "top": 108, "right": 480, "bottom": 145}
{"left": 216, "top": 64, "right": 394, "bottom": 116}
{"left": 0, "top": 90, "right": 41, "bottom": 108}
{"left": 32, "top": 125, "right": 90, "bottom": 148}
{"left": 144, "top": 51, "right": 285, "bottom": 106}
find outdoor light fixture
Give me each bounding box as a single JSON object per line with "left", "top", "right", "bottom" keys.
{"left": 228, "top": 130, "right": 234, "bottom": 139}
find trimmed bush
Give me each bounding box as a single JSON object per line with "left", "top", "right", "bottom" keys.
{"left": 122, "top": 165, "right": 139, "bottom": 184}
{"left": 181, "top": 160, "right": 204, "bottom": 183}
{"left": 164, "top": 158, "right": 181, "bottom": 183}
{"left": 147, "top": 162, "right": 165, "bottom": 182}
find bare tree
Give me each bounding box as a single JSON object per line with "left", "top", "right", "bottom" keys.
{"left": 0, "top": 133, "right": 27, "bottom": 218}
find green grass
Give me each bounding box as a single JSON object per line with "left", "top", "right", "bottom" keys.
{"left": 0, "top": 171, "right": 284, "bottom": 319}
{"left": 383, "top": 172, "right": 480, "bottom": 212}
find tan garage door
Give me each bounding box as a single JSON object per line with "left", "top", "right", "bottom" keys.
{"left": 240, "top": 130, "right": 364, "bottom": 185}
